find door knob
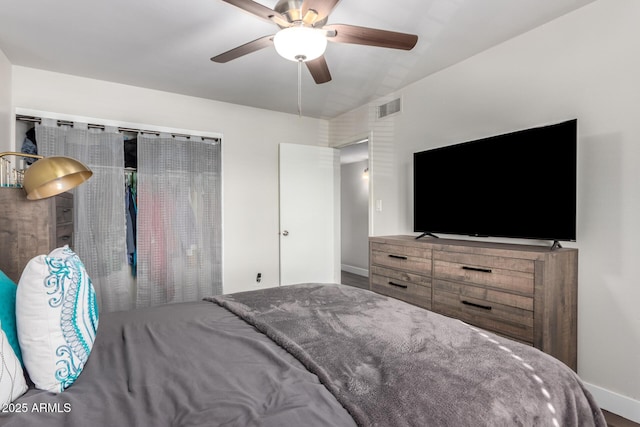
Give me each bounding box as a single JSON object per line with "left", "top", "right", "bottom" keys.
{"left": 282, "top": 230, "right": 289, "bottom": 236}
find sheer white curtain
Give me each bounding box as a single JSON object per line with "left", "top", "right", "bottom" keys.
{"left": 136, "top": 134, "right": 222, "bottom": 307}
{"left": 36, "top": 120, "right": 133, "bottom": 313}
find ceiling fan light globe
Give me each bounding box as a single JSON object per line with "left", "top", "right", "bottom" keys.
{"left": 274, "top": 27, "right": 327, "bottom": 62}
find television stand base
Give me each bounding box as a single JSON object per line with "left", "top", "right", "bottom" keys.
{"left": 551, "top": 240, "right": 563, "bottom": 250}
{"left": 415, "top": 232, "right": 439, "bottom": 240}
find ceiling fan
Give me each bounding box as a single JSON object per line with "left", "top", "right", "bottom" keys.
{"left": 211, "top": 0, "right": 419, "bottom": 84}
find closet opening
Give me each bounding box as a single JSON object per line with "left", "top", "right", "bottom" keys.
{"left": 14, "top": 114, "right": 223, "bottom": 313}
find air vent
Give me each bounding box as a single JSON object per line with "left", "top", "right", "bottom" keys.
{"left": 377, "top": 98, "right": 401, "bottom": 119}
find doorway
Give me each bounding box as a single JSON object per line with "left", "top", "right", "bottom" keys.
{"left": 339, "top": 139, "right": 370, "bottom": 289}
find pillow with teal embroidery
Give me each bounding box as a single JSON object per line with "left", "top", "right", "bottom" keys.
{"left": 0, "top": 269, "right": 23, "bottom": 365}
{"left": 16, "top": 246, "right": 99, "bottom": 393}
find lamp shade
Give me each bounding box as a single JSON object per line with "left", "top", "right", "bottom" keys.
{"left": 274, "top": 26, "right": 327, "bottom": 62}
{"left": 23, "top": 156, "right": 93, "bottom": 200}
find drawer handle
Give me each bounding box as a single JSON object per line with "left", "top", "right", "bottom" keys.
{"left": 388, "top": 281, "right": 408, "bottom": 289}
{"left": 462, "top": 266, "right": 492, "bottom": 273}
{"left": 59, "top": 235, "right": 71, "bottom": 242}
{"left": 63, "top": 208, "right": 72, "bottom": 213}
{"left": 462, "top": 300, "right": 492, "bottom": 311}
{"left": 388, "top": 254, "right": 408, "bottom": 260}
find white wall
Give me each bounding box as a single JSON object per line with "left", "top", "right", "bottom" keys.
{"left": 340, "top": 159, "right": 369, "bottom": 275}
{"left": 11, "top": 66, "right": 329, "bottom": 295}
{"left": 330, "top": 0, "right": 640, "bottom": 420}
{"left": 0, "top": 47, "right": 12, "bottom": 152}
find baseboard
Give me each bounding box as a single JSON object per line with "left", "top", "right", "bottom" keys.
{"left": 341, "top": 264, "right": 369, "bottom": 277}
{"left": 585, "top": 382, "right": 640, "bottom": 423}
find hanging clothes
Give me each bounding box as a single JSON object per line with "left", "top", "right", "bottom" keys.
{"left": 125, "top": 171, "right": 138, "bottom": 276}
{"left": 21, "top": 127, "right": 38, "bottom": 165}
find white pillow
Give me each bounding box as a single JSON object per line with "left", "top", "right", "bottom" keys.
{"left": 16, "top": 246, "right": 99, "bottom": 393}
{"left": 1, "top": 322, "right": 28, "bottom": 405}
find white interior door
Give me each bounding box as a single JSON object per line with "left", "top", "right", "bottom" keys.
{"left": 279, "top": 143, "right": 340, "bottom": 286}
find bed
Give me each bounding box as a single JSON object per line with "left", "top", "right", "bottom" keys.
{"left": 1, "top": 282, "right": 605, "bottom": 426}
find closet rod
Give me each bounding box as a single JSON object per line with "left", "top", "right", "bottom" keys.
{"left": 16, "top": 114, "right": 220, "bottom": 142}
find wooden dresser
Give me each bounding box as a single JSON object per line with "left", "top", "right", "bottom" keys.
{"left": 0, "top": 188, "right": 73, "bottom": 283}
{"left": 369, "top": 235, "right": 578, "bottom": 370}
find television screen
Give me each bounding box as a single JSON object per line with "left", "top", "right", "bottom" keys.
{"left": 413, "top": 119, "right": 577, "bottom": 242}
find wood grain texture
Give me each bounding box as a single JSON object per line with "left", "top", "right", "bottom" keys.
{"left": 211, "top": 35, "right": 274, "bottom": 63}
{"left": 0, "top": 188, "right": 73, "bottom": 283}
{"left": 305, "top": 56, "right": 332, "bottom": 84}
{"left": 369, "top": 241, "right": 432, "bottom": 309}
{"left": 369, "top": 235, "right": 578, "bottom": 371}
{"left": 603, "top": 410, "right": 640, "bottom": 427}
{"left": 371, "top": 268, "right": 432, "bottom": 309}
{"left": 324, "top": 24, "right": 418, "bottom": 50}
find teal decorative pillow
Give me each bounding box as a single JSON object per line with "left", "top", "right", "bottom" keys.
{"left": 0, "top": 270, "right": 22, "bottom": 365}
{"left": 16, "top": 246, "right": 99, "bottom": 392}
{"left": 0, "top": 324, "right": 28, "bottom": 405}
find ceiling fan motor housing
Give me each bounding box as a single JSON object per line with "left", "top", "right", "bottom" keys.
{"left": 274, "top": 0, "right": 328, "bottom": 28}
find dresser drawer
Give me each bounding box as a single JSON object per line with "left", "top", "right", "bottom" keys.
{"left": 371, "top": 265, "right": 431, "bottom": 288}
{"left": 56, "top": 203, "right": 73, "bottom": 224}
{"left": 433, "top": 251, "right": 534, "bottom": 295}
{"left": 371, "top": 271, "right": 431, "bottom": 309}
{"left": 432, "top": 279, "right": 533, "bottom": 343}
{"left": 56, "top": 224, "right": 73, "bottom": 247}
{"left": 371, "top": 242, "right": 431, "bottom": 275}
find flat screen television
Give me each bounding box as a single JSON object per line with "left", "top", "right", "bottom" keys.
{"left": 413, "top": 119, "right": 577, "bottom": 243}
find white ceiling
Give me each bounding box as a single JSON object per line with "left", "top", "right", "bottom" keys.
{"left": 0, "top": 0, "right": 595, "bottom": 119}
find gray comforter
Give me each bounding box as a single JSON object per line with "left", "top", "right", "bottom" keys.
{"left": 208, "top": 283, "right": 606, "bottom": 427}
{"left": 0, "top": 300, "right": 355, "bottom": 427}
{"left": 1, "top": 283, "right": 605, "bottom": 426}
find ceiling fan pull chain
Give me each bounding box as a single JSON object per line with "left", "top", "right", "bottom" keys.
{"left": 297, "top": 57, "right": 303, "bottom": 117}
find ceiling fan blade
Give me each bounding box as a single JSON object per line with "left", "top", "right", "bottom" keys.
{"left": 211, "top": 35, "right": 274, "bottom": 63}
{"left": 221, "top": 0, "right": 288, "bottom": 25}
{"left": 305, "top": 55, "right": 332, "bottom": 84}
{"left": 324, "top": 24, "right": 418, "bottom": 50}
{"left": 301, "top": 0, "right": 341, "bottom": 25}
